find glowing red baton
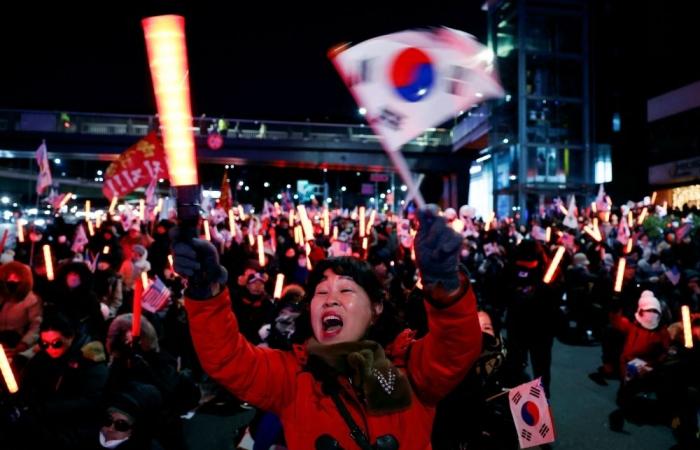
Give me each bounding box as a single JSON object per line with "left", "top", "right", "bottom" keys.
{"left": 591, "top": 202, "right": 597, "bottom": 214}
{"left": 543, "top": 246, "right": 565, "bottom": 284}
{"left": 203, "top": 219, "right": 211, "bottom": 241}
{"left": 323, "top": 208, "right": 330, "bottom": 236}
{"left": 143, "top": 15, "right": 197, "bottom": 187}
{"left": 627, "top": 211, "right": 634, "bottom": 228}
{"left": 681, "top": 305, "right": 693, "bottom": 349}
{"left": 0, "top": 344, "right": 18, "bottom": 394}
{"left": 651, "top": 191, "right": 657, "bottom": 205}
{"left": 85, "top": 200, "right": 91, "bottom": 219}
{"left": 545, "top": 227, "right": 551, "bottom": 243}
{"left": 43, "top": 245, "right": 54, "bottom": 281}
{"left": 16, "top": 220, "right": 24, "bottom": 243}
{"left": 87, "top": 220, "right": 95, "bottom": 237}
{"left": 0, "top": 229, "right": 8, "bottom": 254}
{"left": 139, "top": 199, "right": 146, "bottom": 222}
{"left": 614, "top": 257, "right": 626, "bottom": 293}
{"left": 332, "top": 225, "right": 339, "bottom": 241}
{"left": 58, "top": 192, "right": 72, "bottom": 211}
{"left": 273, "top": 273, "right": 285, "bottom": 300}
{"left": 297, "top": 205, "right": 315, "bottom": 241}
{"left": 132, "top": 272, "right": 149, "bottom": 338}
{"left": 359, "top": 207, "right": 366, "bottom": 238}
{"left": 103, "top": 245, "right": 110, "bottom": 254}
{"left": 625, "top": 239, "right": 633, "bottom": 254}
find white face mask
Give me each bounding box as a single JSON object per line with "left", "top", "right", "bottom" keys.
{"left": 637, "top": 310, "right": 660, "bottom": 330}
{"left": 99, "top": 431, "right": 130, "bottom": 449}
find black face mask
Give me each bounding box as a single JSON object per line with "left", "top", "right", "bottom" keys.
{"left": 5, "top": 281, "right": 20, "bottom": 294}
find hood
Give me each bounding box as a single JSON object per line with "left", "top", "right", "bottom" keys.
{"left": 106, "top": 313, "right": 160, "bottom": 355}
{"left": 55, "top": 261, "right": 94, "bottom": 293}
{"left": 0, "top": 261, "right": 33, "bottom": 300}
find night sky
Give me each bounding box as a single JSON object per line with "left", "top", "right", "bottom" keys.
{"left": 0, "top": 1, "right": 485, "bottom": 123}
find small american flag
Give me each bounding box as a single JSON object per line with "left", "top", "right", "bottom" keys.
{"left": 141, "top": 276, "right": 171, "bottom": 313}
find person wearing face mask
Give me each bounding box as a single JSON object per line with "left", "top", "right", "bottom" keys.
{"left": 52, "top": 261, "right": 107, "bottom": 341}
{"left": 608, "top": 290, "right": 671, "bottom": 432}
{"left": 95, "top": 382, "right": 164, "bottom": 450}
{"left": 0, "top": 261, "right": 42, "bottom": 360}
{"left": 172, "top": 206, "right": 481, "bottom": 450}
{"left": 13, "top": 311, "right": 108, "bottom": 450}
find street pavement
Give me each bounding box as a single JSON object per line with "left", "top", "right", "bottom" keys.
{"left": 549, "top": 339, "right": 676, "bottom": 450}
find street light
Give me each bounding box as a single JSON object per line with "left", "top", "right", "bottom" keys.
{"left": 264, "top": 182, "right": 270, "bottom": 188}
{"left": 358, "top": 107, "right": 367, "bottom": 116}
{"left": 341, "top": 186, "right": 347, "bottom": 192}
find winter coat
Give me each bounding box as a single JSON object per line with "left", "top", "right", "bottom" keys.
{"left": 0, "top": 261, "right": 42, "bottom": 349}
{"left": 185, "top": 284, "right": 481, "bottom": 450}
{"left": 19, "top": 333, "right": 108, "bottom": 448}
{"left": 610, "top": 312, "right": 671, "bottom": 379}
{"left": 52, "top": 262, "right": 107, "bottom": 341}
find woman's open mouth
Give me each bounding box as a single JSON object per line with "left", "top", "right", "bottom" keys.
{"left": 321, "top": 312, "right": 344, "bottom": 337}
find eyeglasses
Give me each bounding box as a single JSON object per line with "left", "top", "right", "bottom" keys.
{"left": 39, "top": 339, "right": 64, "bottom": 350}
{"left": 103, "top": 414, "right": 133, "bottom": 432}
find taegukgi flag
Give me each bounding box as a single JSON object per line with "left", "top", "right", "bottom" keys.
{"left": 331, "top": 27, "right": 504, "bottom": 152}
{"left": 508, "top": 377, "right": 555, "bottom": 448}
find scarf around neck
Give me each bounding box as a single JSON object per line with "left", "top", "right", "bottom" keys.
{"left": 305, "top": 338, "right": 412, "bottom": 414}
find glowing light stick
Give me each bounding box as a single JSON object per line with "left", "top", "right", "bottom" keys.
{"left": 108, "top": 196, "right": 118, "bottom": 215}
{"left": 367, "top": 210, "right": 376, "bottom": 231}
{"left": 132, "top": 272, "right": 149, "bottom": 338}
{"left": 87, "top": 220, "right": 95, "bottom": 237}
{"left": 0, "top": 230, "right": 7, "bottom": 254}
{"left": 297, "top": 205, "right": 315, "bottom": 241}
{"left": 543, "top": 246, "right": 565, "bottom": 284}
{"left": 273, "top": 273, "right": 285, "bottom": 300}
{"left": 625, "top": 239, "right": 633, "bottom": 254}
{"left": 289, "top": 208, "right": 295, "bottom": 225}
{"left": 58, "top": 193, "right": 72, "bottom": 210}
{"left": 591, "top": 202, "right": 597, "bottom": 213}
{"left": 103, "top": 245, "right": 110, "bottom": 254}
{"left": 257, "top": 235, "right": 265, "bottom": 267}
{"left": 0, "top": 344, "right": 18, "bottom": 394}
{"left": 614, "top": 257, "right": 626, "bottom": 292}
{"left": 637, "top": 208, "right": 648, "bottom": 225}
{"left": 43, "top": 245, "right": 54, "bottom": 281}
{"left": 96, "top": 214, "right": 103, "bottom": 230}
{"left": 143, "top": 15, "right": 197, "bottom": 187}
{"left": 558, "top": 204, "right": 569, "bottom": 216}
{"left": 651, "top": 191, "right": 657, "bottom": 205}
{"left": 139, "top": 199, "right": 146, "bottom": 222}
{"left": 359, "top": 207, "right": 366, "bottom": 237}
{"left": 16, "top": 221, "right": 24, "bottom": 243}
{"left": 681, "top": 305, "right": 693, "bottom": 349}
{"left": 627, "top": 211, "right": 634, "bottom": 228}
{"left": 238, "top": 205, "right": 246, "bottom": 221}
{"left": 545, "top": 227, "right": 551, "bottom": 242}
{"left": 362, "top": 236, "right": 368, "bottom": 251}
{"left": 323, "top": 208, "right": 330, "bottom": 236}
{"left": 85, "top": 200, "right": 91, "bottom": 219}
{"left": 332, "top": 225, "right": 339, "bottom": 240}
{"left": 203, "top": 219, "right": 211, "bottom": 241}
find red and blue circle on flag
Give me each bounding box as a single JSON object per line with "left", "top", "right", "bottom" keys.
{"left": 390, "top": 47, "right": 434, "bottom": 102}
{"left": 521, "top": 401, "right": 540, "bottom": 427}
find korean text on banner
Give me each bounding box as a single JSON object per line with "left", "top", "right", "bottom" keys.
{"left": 102, "top": 132, "right": 169, "bottom": 200}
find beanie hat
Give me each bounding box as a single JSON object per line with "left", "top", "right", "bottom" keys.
{"left": 573, "top": 253, "right": 590, "bottom": 267}
{"left": 109, "top": 382, "right": 162, "bottom": 425}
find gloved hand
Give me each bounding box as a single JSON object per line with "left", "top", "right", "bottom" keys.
{"left": 415, "top": 204, "right": 462, "bottom": 293}
{"left": 171, "top": 227, "right": 228, "bottom": 300}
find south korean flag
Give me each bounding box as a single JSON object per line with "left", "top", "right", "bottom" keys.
{"left": 508, "top": 378, "right": 556, "bottom": 448}
{"left": 331, "top": 27, "right": 504, "bottom": 152}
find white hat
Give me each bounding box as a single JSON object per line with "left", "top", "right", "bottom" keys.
{"left": 636, "top": 290, "right": 661, "bottom": 315}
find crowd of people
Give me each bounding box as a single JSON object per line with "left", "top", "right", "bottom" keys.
{"left": 0, "top": 192, "right": 698, "bottom": 449}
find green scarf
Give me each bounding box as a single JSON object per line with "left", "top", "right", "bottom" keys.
{"left": 306, "top": 338, "right": 412, "bottom": 414}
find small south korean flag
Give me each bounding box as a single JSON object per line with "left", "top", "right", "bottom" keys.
{"left": 508, "top": 378, "right": 555, "bottom": 449}
{"left": 330, "top": 27, "right": 504, "bottom": 152}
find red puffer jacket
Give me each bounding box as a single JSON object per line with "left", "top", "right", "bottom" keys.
{"left": 610, "top": 312, "right": 671, "bottom": 379}
{"left": 186, "top": 285, "right": 481, "bottom": 450}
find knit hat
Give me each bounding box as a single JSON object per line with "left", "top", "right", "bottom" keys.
{"left": 109, "top": 382, "right": 162, "bottom": 425}
{"left": 573, "top": 253, "right": 590, "bottom": 267}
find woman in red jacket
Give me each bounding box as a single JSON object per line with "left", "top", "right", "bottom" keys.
{"left": 173, "top": 207, "right": 481, "bottom": 449}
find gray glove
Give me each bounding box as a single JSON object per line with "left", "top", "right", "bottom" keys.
{"left": 415, "top": 205, "right": 462, "bottom": 292}
{"left": 171, "top": 227, "right": 228, "bottom": 300}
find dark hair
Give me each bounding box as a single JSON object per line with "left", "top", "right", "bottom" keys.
{"left": 40, "top": 310, "right": 76, "bottom": 338}
{"left": 306, "top": 257, "right": 385, "bottom": 305}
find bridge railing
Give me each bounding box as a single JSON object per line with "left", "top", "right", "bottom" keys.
{"left": 0, "top": 109, "right": 453, "bottom": 148}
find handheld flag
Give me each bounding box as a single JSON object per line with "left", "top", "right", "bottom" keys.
{"left": 508, "top": 378, "right": 555, "bottom": 448}
{"left": 331, "top": 27, "right": 503, "bottom": 208}
{"left": 35, "top": 140, "right": 52, "bottom": 195}
{"left": 141, "top": 276, "right": 171, "bottom": 314}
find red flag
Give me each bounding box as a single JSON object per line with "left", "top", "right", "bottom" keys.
{"left": 102, "top": 132, "right": 169, "bottom": 200}
{"left": 219, "top": 172, "right": 233, "bottom": 211}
